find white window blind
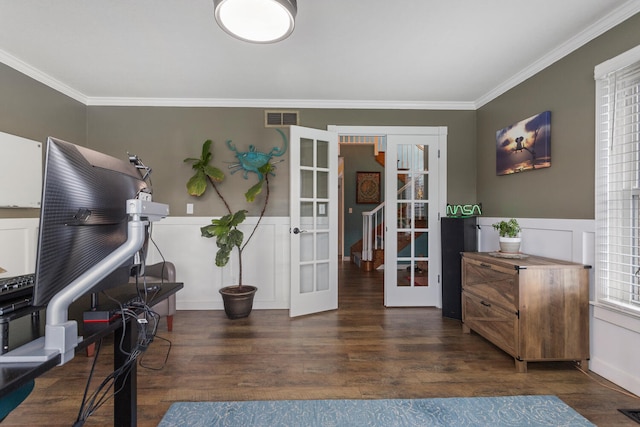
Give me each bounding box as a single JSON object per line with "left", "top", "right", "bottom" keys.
{"left": 595, "top": 45, "right": 640, "bottom": 314}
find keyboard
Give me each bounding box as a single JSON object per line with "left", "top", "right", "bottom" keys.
{"left": 0, "top": 274, "right": 35, "bottom": 315}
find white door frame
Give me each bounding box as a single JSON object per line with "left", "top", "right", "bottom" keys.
{"left": 327, "top": 125, "right": 448, "bottom": 303}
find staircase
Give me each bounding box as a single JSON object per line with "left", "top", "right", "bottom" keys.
{"left": 344, "top": 134, "right": 426, "bottom": 271}
{"left": 350, "top": 212, "right": 385, "bottom": 271}
{"left": 350, "top": 217, "right": 426, "bottom": 271}
{"left": 350, "top": 175, "right": 424, "bottom": 271}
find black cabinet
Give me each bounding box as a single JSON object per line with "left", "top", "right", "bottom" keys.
{"left": 441, "top": 217, "right": 478, "bottom": 320}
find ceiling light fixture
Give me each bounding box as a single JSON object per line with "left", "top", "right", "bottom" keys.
{"left": 213, "top": 0, "right": 297, "bottom": 44}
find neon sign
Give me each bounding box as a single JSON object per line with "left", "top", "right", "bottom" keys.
{"left": 446, "top": 203, "right": 482, "bottom": 217}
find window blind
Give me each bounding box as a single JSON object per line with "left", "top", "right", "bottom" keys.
{"left": 595, "top": 47, "right": 640, "bottom": 313}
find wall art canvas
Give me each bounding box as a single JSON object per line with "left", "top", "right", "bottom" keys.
{"left": 496, "top": 111, "right": 551, "bottom": 175}
{"left": 356, "top": 171, "right": 381, "bottom": 204}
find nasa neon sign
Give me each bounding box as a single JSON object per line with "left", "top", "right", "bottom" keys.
{"left": 446, "top": 203, "right": 482, "bottom": 217}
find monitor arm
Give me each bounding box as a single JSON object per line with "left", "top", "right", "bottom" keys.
{"left": 0, "top": 199, "right": 169, "bottom": 365}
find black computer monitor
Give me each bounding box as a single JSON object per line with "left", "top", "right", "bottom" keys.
{"left": 0, "top": 137, "right": 167, "bottom": 365}
{"left": 33, "top": 137, "right": 148, "bottom": 306}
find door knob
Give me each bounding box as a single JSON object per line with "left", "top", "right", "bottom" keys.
{"left": 292, "top": 227, "right": 307, "bottom": 234}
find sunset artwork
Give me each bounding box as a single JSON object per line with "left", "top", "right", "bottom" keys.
{"left": 495, "top": 111, "right": 551, "bottom": 175}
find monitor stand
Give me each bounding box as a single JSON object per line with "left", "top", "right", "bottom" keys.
{"left": 0, "top": 199, "right": 168, "bottom": 365}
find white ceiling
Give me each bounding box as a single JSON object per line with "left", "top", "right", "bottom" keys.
{"left": 0, "top": 0, "right": 638, "bottom": 109}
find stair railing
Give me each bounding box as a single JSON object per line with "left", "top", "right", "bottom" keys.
{"left": 362, "top": 203, "right": 384, "bottom": 263}
{"left": 361, "top": 181, "right": 412, "bottom": 263}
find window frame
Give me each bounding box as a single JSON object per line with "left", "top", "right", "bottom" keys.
{"left": 594, "top": 44, "right": 640, "bottom": 315}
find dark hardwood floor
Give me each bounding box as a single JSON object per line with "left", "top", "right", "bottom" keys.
{"left": 4, "top": 261, "right": 639, "bottom": 426}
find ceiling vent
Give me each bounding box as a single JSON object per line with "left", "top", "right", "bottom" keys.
{"left": 265, "top": 110, "right": 299, "bottom": 127}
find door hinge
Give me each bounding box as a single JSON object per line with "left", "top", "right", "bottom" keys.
{"left": 438, "top": 149, "right": 440, "bottom": 158}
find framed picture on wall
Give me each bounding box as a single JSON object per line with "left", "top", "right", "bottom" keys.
{"left": 356, "top": 171, "right": 381, "bottom": 204}
{"left": 495, "top": 110, "right": 551, "bottom": 175}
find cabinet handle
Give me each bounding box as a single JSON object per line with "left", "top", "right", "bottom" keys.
{"left": 479, "top": 263, "right": 492, "bottom": 269}
{"left": 480, "top": 301, "right": 491, "bottom": 307}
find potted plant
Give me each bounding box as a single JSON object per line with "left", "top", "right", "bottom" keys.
{"left": 184, "top": 138, "right": 279, "bottom": 319}
{"left": 492, "top": 218, "right": 522, "bottom": 253}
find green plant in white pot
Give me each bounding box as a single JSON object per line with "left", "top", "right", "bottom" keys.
{"left": 492, "top": 218, "right": 522, "bottom": 253}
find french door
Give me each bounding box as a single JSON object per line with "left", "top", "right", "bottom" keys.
{"left": 289, "top": 126, "right": 339, "bottom": 317}
{"left": 384, "top": 131, "right": 446, "bottom": 307}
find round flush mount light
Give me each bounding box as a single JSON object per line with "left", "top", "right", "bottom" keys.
{"left": 213, "top": 0, "right": 297, "bottom": 44}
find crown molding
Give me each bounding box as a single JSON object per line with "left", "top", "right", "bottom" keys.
{"left": 85, "top": 96, "right": 476, "bottom": 110}
{"left": 474, "top": 0, "right": 640, "bottom": 108}
{"left": 0, "top": 49, "right": 475, "bottom": 109}
{"left": 2, "top": 0, "right": 638, "bottom": 111}
{"left": 0, "top": 49, "right": 87, "bottom": 105}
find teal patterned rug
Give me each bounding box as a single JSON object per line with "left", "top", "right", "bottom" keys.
{"left": 158, "top": 395, "right": 595, "bottom": 427}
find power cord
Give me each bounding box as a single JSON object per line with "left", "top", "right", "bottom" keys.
{"left": 574, "top": 363, "right": 639, "bottom": 399}
{"left": 139, "top": 334, "right": 172, "bottom": 370}
{"left": 74, "top": 297, "right": 144, "bottom": 426}
{"left": 74, "top": 339, "right": 103, "bottom": 426}
{"left": 74, "top": 285, "right": 170, "bottom": 426}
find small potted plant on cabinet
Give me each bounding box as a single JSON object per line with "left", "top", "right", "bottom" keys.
{"left": 184, "top": 134, "right": 285, "bottom": 319}
{"left": 492, "top": 218, "right": 522, "bottom": 253}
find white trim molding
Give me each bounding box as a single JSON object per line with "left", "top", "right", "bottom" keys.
{"left": 0, "top": 218, "right": 39, "bottom": 278}
{"left": 86, "top": 97, "right": 477, "bottom": 111}
{"left": 2, "top": 2, "right": 638, "bottom": 111}
{"left": 0, "top": 216, "right": 292, "bottom": 311}
{"left": 477, "top": 217, "right": 595, "bottom": 265}
{"left": 0, "top": 49, "right": 87, "bottom": 105}
{"left": 594, "top": 43, "right": 640, "bottom": 78}
{"left": 591, "top": 303, "right": 640, "bottom": 396}
{"left": 475, "top": 217, "right": 640, "bottom": 396}
{"left": 145, "top": 216, "right": 291, "bottom": 311}
{"left": 476, "top": 1, "right": 640, "bottom": 108}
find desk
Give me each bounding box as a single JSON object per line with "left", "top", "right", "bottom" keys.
{"left": 0, "top": 282, "right": 182, "bottom": 426}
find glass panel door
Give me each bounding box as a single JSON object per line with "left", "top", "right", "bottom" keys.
{"left": 384, "top": 134, "right": 441, "bottom": 307}
{"left": 290, "top": 126, "right": 338, "bottom": 317}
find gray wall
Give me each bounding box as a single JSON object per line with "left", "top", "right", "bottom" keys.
{"left": 4, "top": 11, "right": 638, "bottom": 223}
{"left": 476, "top": 12, "right": 640, "bottom": 219}
{"left": 86, "top": 107, "right": 290, "bottom": 217}
{"left": 86, "top": 107, "right": 477, "bottom": 219}
{"left": 0, "top": 63, "right": 86, "bottom": 219}
{"left": 300, "top": 109, "right": 477, "bottom": 208}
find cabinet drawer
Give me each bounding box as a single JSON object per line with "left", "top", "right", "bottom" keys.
{"left": 462, "top": 258, "right": 517, "bottom": 312}
{"left": 462, "top": 292, "right": 518, "bottom": 357}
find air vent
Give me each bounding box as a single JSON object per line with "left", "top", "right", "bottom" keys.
{"left": 618, "top": 409, "right": 640, "bottom": 424}
{"left": 265, "top": 110, "right": 299, "bottom": 127}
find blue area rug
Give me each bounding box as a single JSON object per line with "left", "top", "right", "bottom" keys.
{"left": 158, "top": 395, "right": 595, "bottom": 427}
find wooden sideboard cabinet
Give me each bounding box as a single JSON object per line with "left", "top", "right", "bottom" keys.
{"left": 461, "top": 252, "right": 590, "bottom": 372}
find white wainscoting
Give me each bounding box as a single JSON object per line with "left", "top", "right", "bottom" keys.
{"left": 3, "top": 216, "right": 639, "bottom": 395}
{"left": 0, "top": 216, "right": 292, "bottom": 311}
{"left": 145, "top": 216, "right": 291, "bottom": 311}
{"left": 590, "top": 304, "right": 640, "bottom": 395}
{"left": 477, "top": 217, "right": 595, "bottom": 264}
{"left": 478, "top": 217, "right": 596, "bottom": 300}
{"left": 479, "top": 217, "right": 639, "bottom": 396}
{"left": 0, "top": 218, "right": 39, "bottom": 278}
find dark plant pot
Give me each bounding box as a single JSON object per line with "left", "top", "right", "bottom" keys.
{"left": 219, "top": 285, "right": 257, "bottom": 319}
